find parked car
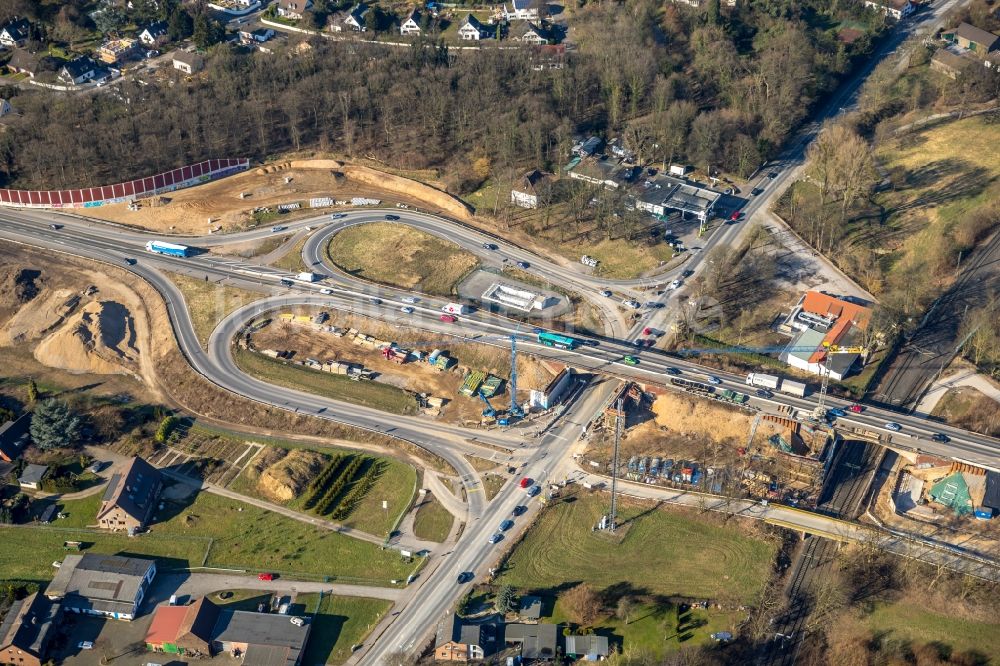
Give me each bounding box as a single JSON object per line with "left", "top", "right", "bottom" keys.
{"left": 258, "top": 572, "right": 275, "bottom": 581}
{"left": 384, "top": 214, "right": 400, "bottom": 220}
{"left": 884, "top": 422, "right": 902, "bottom": 432}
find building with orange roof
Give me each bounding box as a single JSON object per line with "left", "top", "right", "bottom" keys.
{"left": 780, "top": 291, "right": 872, "bottom": 380}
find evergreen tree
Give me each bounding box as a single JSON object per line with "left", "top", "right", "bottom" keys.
{"left": 494, "top": 584, "right": 517, "bottom": 615}
{"left": 168, "top": 7, "right": 194, "bottom": 41}
{"left": 26, "top": 377, "right": 38, "bottom": 404}
{"left": 29, "top": 399, "right": 82, "bottom": 450}
{"left": 706, "top": 0, "right": 722, "bottom": 25}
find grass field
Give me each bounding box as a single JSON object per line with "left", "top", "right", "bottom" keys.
{"left": 499, "top": 494, "right": 776, "bottom": 603}
{"left": 213, "top": 589, "right": 274, "bottom": 612}
{"left": 931, "top": 385, "right": 1000, "bottom": 438}
{"left": 481, "top": 472, "right": 507, "bottom": 500}
{"left": 168, "top": 272, "right": 262, "bottom": 348}
{"left": 47, "top": 492, "right": 104, "bottom": 528}
{"left": 273, "top": 235, "right": 310, "bottom": 273}
{"left": 859, "top": 600, "right": 1000, "bottom": 657}
{"left": 325, "top": 222, "right": 479, "bottom": 296}
{"left": 298, "top": 593, "right": 393, "bottom": 664}
{"left": 412, "top": 495, "right": 454, "bottom": 542}
{"left": 234, "top": 348, "right": 419, "bottom": 415}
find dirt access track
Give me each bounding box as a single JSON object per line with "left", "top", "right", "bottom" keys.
{"left": 73, "top": 159, "right": 474, "bottom": 234}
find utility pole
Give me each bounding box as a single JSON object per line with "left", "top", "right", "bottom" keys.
{"left": 609, "top": 398, "right": 623, "bottom": 532}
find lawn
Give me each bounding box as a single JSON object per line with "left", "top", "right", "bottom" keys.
{"left": 499, "top": 494, "right": 776, "bottom": 603}
{"left": 481, "top": 472, "right": 507, "bottom": 500}
{"left": 152, "top": 488, "right": 419, "bottom": 584}
{"left": 212, "top": 588, "right": 274, "bottom": 612}
{"left": 0, "top": 525, "right": 210, "bottom": 583}
{"left": 412, "top": 495, "right": 454, "bottom": 542}
{"left": 168, "top": 272, "right": 262, "bottom": 348}
{"left": 234, "top": 348, "right": 419, "bottom": 415}
{"left": 298, "top": 593, "right": 393, "bottom": 664}
{"left": 46, "top": 492, "right": 104, "bottom": 528}
{"left": 325, "top": 222, "right": 479, "bottom": 296}
{"left": 860, "top": 599, "right": 1000, "bottom": 657}
{"left": 273, "top": 235, "right": 310, "bottom": 273}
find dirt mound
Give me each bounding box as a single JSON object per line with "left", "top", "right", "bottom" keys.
{"left": 0, "top": 288, "right": 79, "bottom": 345}
{"left": 651, "top": 392, "right": 755, "bottom": 443}
{"left": 33, "top": 300, "right": 140, "bottom": 375}
{"left": 258, "top": 449, "right": 326, "bottom": 501}
{"left": 0, "top": 268, "right": 41, "bottom": 311}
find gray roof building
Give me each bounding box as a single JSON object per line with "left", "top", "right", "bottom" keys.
{"left": 18, "top": 463, "right": 49, "bottom": 488}
{"left": 213, "top": 609, "right": 311, "bottom": 666}
{"left": 46, "top": 553, "right": 156, "bottom": 620}
{"left": 565, "top": 634, "right": 610, "bottom": 659}
{"left": 954, "top": 22, "right": 1000, "bottom": 52}
{"left": 0, "top": 593, "right": 61, "bottom": 666}
{"left": 504, "top": 623, "right": 558, "bottom": 661}
{"left": 0, "top": 413, "right": 31, "bottom": 461}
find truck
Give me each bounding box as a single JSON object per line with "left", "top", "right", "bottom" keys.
{"left": 296, "top": 272, "right": 321, "bottom": 282}
{"left": 442, "top": 302, "right": 470, "bottom": 315}
{"left": 145, "top": 240, "right": 191, "bottom": 257}
{"left": 745, "top": 373, "right": 808, "bottom": 398}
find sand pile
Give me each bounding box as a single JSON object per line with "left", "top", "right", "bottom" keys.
{"left": 33, "top": 300, "right": 140, "bottom": 375}
{"left": 0, "top": 268, "right": 40, "bottom": 313}
{"left": 258, "top": 449, "right": 326, "bottom": 501}
{"left": 651, "top": 392, "right": 753, "bottom": 443}
{"left": 0, "top": 288, "right": 79, "bottom": 345}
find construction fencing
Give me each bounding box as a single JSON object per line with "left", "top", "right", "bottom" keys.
{"left": 0, "top": 158, "right": 249, "bottom": 209}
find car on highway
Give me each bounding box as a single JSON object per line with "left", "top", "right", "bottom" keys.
{"left": 482, "top": 242, "right": 498, "bottom": 251}
{"left": 369, "top": 297, "right": 382, "bottom": 305}
{"left": 668, "top": 279, "right": 682, "bottom": 290}
{"left": 488, "top": 533, "right": 504, "bottom": 544}
{"left": 526, "top": 485, "right": 541, "bottom": 497}
{"left": 848, "top": 404, "right": 864, "bottom": 413}
{"left": 320, "top": 288, "right": 333, "bottom": 295}
{"left": 665, "top": 367, "right": 681, "bottom": 375}
{"left": 400, "top": 306, "right": 414, "bottom": 314}
{"left": 78, "top": 641, "right": 94, "bottom": 650}
{"left": 512, "top": 505, "right": 527, "bottom": 516}
{"left": 769, "top": 170, "right": 780, "bottom": 178}
{"left": 622, "top": 299, "right": 641, "bottom": 309}
{"left": 258, "top": 572, "right": 275, "bottom": 581}
{"left": 330, "top": 213, "right": 347, "bottom": 219}
{"left": 750, "top": 188, "right": 763, "bottom": 196}
{"left": 271, "top": 225, "right": 286, "bottom": 232}
{"left": 644, "top": 301, "right": 663, "bottom": 309}
{"left": 707, "top": 376, "right": 722, "bottom": 385}
{"left": 682, "top": 269, "right": 694, "bottom": 278}
{"left": 755, "top": 388, "right": 773, "bottom": 399}
{"left": 622, "top": 355, "right": 639, "bottom": 366}
{"left": 827, "top": 408, "right": 845, "bottom": 418}
{"left": 519, "top": 477, "right": 532, "bottom": 488}
{"left": 633, "top": 339, "right": 644, "bottom": 347}
{"left": 499, "top": 519, "right": 514, "bottom": 531}
{"left": 729, "top": 210, "right": 742, "bottom": 221}
{"left": 279, "top": 279, "right": 293, "bottom": 287}
{"left": 440, "top": 314, "right": 457, "bottom": 323}
{"left": 931, "top": 433, "right": 950, "bottom": 443}
{"left": 49, "top": 223, "right": 62, "bottom": 230}
{"left": 401, "top": 296, "right": 419, "bottom": 303}
{"left": 884, "top": 422, "right": 902, "bottom": 432}
{"left": 456, "top": 571, "right": 473, "bottom": 583}
{"left": 600, "top": 290, "right": 613, "bottom": 298}
{"left": 384, "top": 214, "right": 400, "bottom": 221}
{"left": 123, "top": 258, "right": 135, "bottom": 265}
{"left": 516, "top": 261, "right": 530, "bottom": 269}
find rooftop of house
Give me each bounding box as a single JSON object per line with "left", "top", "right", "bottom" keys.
{"left": 0, "top": 413, "right": 30, "bottom": 460}
{"left": 504, "top": 623, "right": 558, "bottom": 660}
{"left": 1, "top": 17, "right": 30, "bottom": 39}
{"left": 519, "top": 595, "right": 542, "bottom": 620}
{"left": 98, "top": 455, "right": 161, "bottom": 524}
{"left": 0, "top": 593, "right": 60, "bottom": 657}
{"left": 141, "top": 20, "right": 168, "bottom": 35}
{"left": 172, "top": 50, "right": 203, "bottom": 66}
{"left": 954, "top": 22, "right": 1000, "bottom": 49}
{"left": 932, "top": 47, "right": 971, "bottom": 70}
{"left": 565, "top": 634, "right": 610, "bottom": 657}
{"left": 46, "top": 554, "right": 155, "bottom": 613}
{"left": 800, "top": 291, "right": 871, "bottom": 329}
{"left": 7, "top": 48, "right": 40, "bottom": 71}
{"left": 60, "top": 57, "right": 95, "bottom": 78}
{"left": 18, "top": 463, "right": 48, "bottom": 485}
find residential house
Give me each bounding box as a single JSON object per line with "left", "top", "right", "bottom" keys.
{"left": 277, "top": 0, "right": 313, "bottom": 20}
{"left": 58, "top": 57, "right": 97, "bottom": 85}
{"left": 0, "top": 17, "right": 30, "bottom": 48}
{"left": 572, "top": 135, "right": 602, "bottom": 157}
{"left": 504, "top": 623, "right": 558, "bottom": 661}
{"left": 864, "top": 0, "right": 913, "bottom": 20}
{"left": 503, "top": 0, "right": 540, "bottom": 21}
{"left": 567, "top": 157, "right": 620, "bottom": 189}
{"left": 7, "top": 48, "right": 40, "bottom": 77}
{"left": 146, "top": 597, "right": 311, "bottom": 665}
{"left": 515, "top": 22, "right": 547, "bottom": 45}
{"left": 949, "top": 22, "right": 1000, "bottom": 53}
{"left": 98, "top": 38, "right": 138, "bottom": 64}
{"left": 342, "top": 4, "right": 370, "bottom": 31}
{"left": 46, "top": 554, "right": 157, "bottom": 621}
{"left": 0, "top": 413, "right": 30, "bottom": 462}
{"left": 96, "top": 455, "right": 162, "bottom": 534}
{"left": 138, "top": 20, "right": 168, "bottom": 46}
{"left": 400, "top": 8, "right": 423, "bottom": 36}
{"left": 565, "top": 635, "right": 610, "bottom": 661}
{"left": 172, "top": 50, "right": 204, "bottom": 74}
{"left": 18, "top": 464, "right": 49, "bottom": 490}
{"left": 433, "top": 614, "right": 496, "bottom": 661}
{"left": 510, "top": 169, "right": 551, "bottom": 208}
{"left": 0, "top": 593, "right": 61, "bottom": 666}
{"left": 240, "top": 27, "right": 276, "bottom": 43}
{"left": 457, "top": 14, "right": 490, "bottom": 40}
{"left": 930, "top": 48, "right": 969, "bottom": 78}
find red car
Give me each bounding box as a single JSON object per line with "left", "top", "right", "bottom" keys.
{"left": 643, "top": 327, "right": 653, "bottom": 336}
{"left": 258, "top": 573, "right": 274, "bottom": 581}
{"left": 848, "top": 404, "right": 864, "bottom": 413}
{"left": 730, "top": 210, "right": 742, "bottom": 221}
{"left": 440, "top": 314, "right": 457, "bottom": 323}
{"left": 519, "top": 477, "right": 532, "bottom": 489}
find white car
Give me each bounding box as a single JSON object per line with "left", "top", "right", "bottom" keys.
{"left": 78, "top": 642, "right": 94, "bottom": 650}
{"left": 622, "top": 299, "right": 641, "bottom": 309}
{"left": 400, "top": 306, "right": 414, "bottom": 314}
{"left": 668, "top": 280, "right": 682, "bottom": 290}
{"left": 401, "top": 296, "right": 420, "bottom": 304}
{"left": 884, "top": 422, "right": 902, "bottom": 432}
{"left": 271, "top": 225, "right": 286, "bottom": 232}
{"left": 707, "top": 376, "right": 722, "bottom": 385}
{"left": 320, "top": 288, "right": 333, "bottom": 295}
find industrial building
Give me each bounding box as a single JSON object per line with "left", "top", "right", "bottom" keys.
{"left": 46, "top": 554, "right": 156, "bottom": 621}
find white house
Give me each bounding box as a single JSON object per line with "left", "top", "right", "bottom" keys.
{"left": 18, "top": 464, "right": 48, "bottom": 490}
{"left": 239, "top": 27, "right": 275, "bottom": 43}
{"left": 58, "top": 57, "right": 97, "bottom": 85}
{"left": 137, "top": 20, "right": 168, "bottom": 45}
{"left": 864, "top": 0, "right": 913, "bottom": 20}
{"left": 277, "top": 0, "right": 313, "bottom": 19}
{"left": 503, "top": 0, "right": 540, "bottom": 21}
{"left": 511, "top": 169, "right": 550, "bottom": 208}
{"left": 400, "top": 8, "right": 422, "bottom": 36}
{"left": 171, "top": 50, "right": 203, "bottom": 74}
{"left": 515, "top": 22, "right": 547, "bottom": 45}
{"left": 457, "top": 14, "right": 488, "bottom": 40}
{"left": 342, "top": 3, "right": 370, "bottom": 31}
{"left": 0, "top": 17, "right": 30, "bottom": 48}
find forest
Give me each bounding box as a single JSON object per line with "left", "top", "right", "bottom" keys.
{"left": 0, "top": 0, "right": 884, "bottom": 190}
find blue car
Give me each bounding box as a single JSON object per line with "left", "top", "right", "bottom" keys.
{"left": 526, "top": 485, "right": 541, "bottom": 497}
{"left": 827, "top": 408, "right": 845, "bottom": 418}
{"left": 499, "top": 520, "right": 514, "bottom": 531}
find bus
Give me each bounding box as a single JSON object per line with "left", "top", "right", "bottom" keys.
{"left": 537, "top": 331, "right": 578, "bottom": 350}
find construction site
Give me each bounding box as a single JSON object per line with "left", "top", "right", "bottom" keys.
{"left": 584, "top": 380, "right": 833, "bottom": 507}
{"left": 236, "top": 308, "right": 572, "bottom": 426}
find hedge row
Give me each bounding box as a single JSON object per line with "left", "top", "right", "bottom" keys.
{"left": 313, "top": 456, "right": 367, "bottom": 516}
{"left": 330, "top": 460, "right": 384, "bottom": 521}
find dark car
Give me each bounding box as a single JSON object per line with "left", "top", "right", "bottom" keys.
{"left": 516, "top": 261, "right": 530, "bottom": 269}
{"left": 512, "top": 505, "right": 527, "bottom": 516}
{"left": 482, "top": 242, "right": 498, "bottom": 251}
{"left": 457, "top": 571, "right": 473, "bottom": 584}
{"left": 665, "top": 367, "right": 681, "bottom": 376}
{"left": 755, "top": 388, "right": 773, "bottom": 399}
{"left": 931, "top": 433, "right": 950, "bottom": 443}
{"left": 49, "top": 224, "right": 62, "bottom": 230}
{"left": 384, "top": 214, "right": 400, "bottom": 220}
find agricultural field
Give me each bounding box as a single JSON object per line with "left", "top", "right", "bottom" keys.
{"left": 168, "top": 272, "right": 262, "bottom": 347}
{"left": 297, "top": 593, "right": 393, "bottom": 665}
{"left": 499, "top": 493, "right": 777, "bottom": 603}
{"left": 325, "top": 222, "right": 479, "bottom": 296}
